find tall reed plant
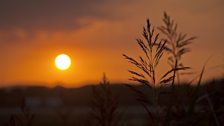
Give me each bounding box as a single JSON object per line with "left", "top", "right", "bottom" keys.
{"left": 90, "top": 74, "right": 120, "bottom": 126}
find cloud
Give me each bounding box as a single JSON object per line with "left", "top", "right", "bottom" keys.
{"left": 0, "top": 0, "right": 134, "bottom": 32}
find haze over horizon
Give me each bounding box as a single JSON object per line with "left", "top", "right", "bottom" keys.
{"left": 0, "top": 0, "right": 224, "bottom": 87}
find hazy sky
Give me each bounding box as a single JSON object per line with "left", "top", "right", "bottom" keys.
{"left": 0, "top": 0, "right": 223, "bottom": 87}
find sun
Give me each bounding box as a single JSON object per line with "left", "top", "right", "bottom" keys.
{"left": 55, "top": 54, "right": 71, "bottom": 70}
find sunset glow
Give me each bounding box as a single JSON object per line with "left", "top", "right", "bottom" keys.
{"left": 0, "top": 0, "right": 223, "bottom": 87}
{"left": 0, "top": 1, "right": 223, "bottom": 125}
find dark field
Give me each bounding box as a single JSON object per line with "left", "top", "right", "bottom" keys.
{"left": 0, "top": 79, "right": 223, "bottom": 126}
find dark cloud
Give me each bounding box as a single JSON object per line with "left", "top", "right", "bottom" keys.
{"left": 0, "top": 0, "right": 132, "bottom": 32}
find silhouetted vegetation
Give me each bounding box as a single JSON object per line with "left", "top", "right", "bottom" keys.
{"left": 0, "top": 79, "right": 223, "bottom": 125}
{"left": 158, "top": 12, "right": 196, "bottom": 84}
{"left": 123, "top": 12, "right": 223, "bottom": 126}
{"left": 90, "top": 74, "right": 120, "bottom": 126}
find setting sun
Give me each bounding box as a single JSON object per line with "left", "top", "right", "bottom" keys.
{"left": 55, "top": 54, "right": 71, "bottom": 70}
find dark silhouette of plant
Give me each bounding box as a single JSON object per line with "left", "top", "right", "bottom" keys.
{"left": 170, "top": 65, "right": 206, "bottom": 126}
{"left": 123, "top": 19, "right": 166, "bottom": 106}
{"left": 123, "top": 19, "right": 190, "bottom": 125}
{"left": 90, "top": 74, "right": 120, "bottom": 126}
{"left": 158, "top": 12, "right": 196, "bottom": 85}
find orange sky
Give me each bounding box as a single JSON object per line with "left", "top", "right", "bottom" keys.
{"left": 0, "top": 0, "right": 223, "bottom": 87}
